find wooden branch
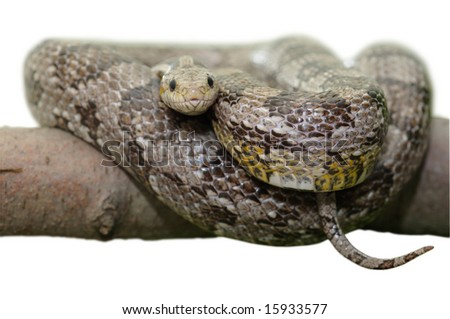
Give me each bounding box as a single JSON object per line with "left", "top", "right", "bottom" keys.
{"left": 0, "top": 127, "right": 211, "bottom": 240}
{"left": 1, "top": 118, "right": 448, "bottom": 240}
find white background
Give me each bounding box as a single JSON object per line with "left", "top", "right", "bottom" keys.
{"left": 0, "top": 1, "right": 448, "bottom": 318}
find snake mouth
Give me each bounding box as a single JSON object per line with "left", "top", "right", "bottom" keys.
{"left": 189, "top": 98, "right": 202, "bottom": 107}
{"left": 168, "top": 98, "right": 216, "bottom": 115}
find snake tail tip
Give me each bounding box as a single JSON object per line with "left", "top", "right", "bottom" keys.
{"left": 420, "top": 246, "right": 434, "bottom": 255}
{"left": 316, "top": 192, "right": 435, "bottom": 269}
{"left": 410, "top": 245, "right": 435, "bottom": 259}
{"left": 371, "top": 245, "right": 435, "bottom": 270}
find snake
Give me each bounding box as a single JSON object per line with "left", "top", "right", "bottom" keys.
{"left": 153, "top": 55, "right": 219, "bottom": 116}
{"left": 24, "top": 36, "right": 433, "bottom": 269}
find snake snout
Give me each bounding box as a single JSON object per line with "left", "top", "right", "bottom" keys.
{"left": 186, "top": 89, "right": 203, "bottom": 101}
{"left": 180, "top": 88, "right": 217, "bottom": 114}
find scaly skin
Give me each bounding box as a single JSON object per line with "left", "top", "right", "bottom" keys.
{"left": 24, "top": 37, "right": 432, "bottom": 268}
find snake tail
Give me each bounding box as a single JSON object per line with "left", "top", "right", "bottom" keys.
{"left": 316, "top": 193, "right": 434, "bottom": 269}
{"left": 24, "top": 39, "right": 433, "bottom": 268}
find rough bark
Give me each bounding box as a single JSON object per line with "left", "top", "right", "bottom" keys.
{"left": 0, "top": 127, "right": 211, "bottom": 240}
{"left": 1, "top": 118, "right": 448, "bottom": 240}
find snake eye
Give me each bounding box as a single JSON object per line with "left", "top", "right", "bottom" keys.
{"left": 169, "top": 79, "right": 176, "bottom": 92}
{"left": 207, "top": 76, "right": 214, "bottom": 88}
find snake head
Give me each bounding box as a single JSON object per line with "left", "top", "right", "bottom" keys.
{"left": 158, "top": 56, "right": 219, "bottom": 116}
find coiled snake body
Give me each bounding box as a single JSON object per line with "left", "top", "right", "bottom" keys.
{"left": 24, "top": 37, "right": 432, "bottom": 269}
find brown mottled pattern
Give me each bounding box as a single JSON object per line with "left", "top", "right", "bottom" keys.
{"left": 212, "top": 65, "right": 387, "bottom": 191}
{"left": 24, "top": 37, "right": 432, "bottom": 265}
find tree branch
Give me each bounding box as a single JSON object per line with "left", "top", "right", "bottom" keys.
{"left": 1, "top": 118, "right": 448, "bottom": 240}
{"left": 0, "top": 127, "right": 211, "bottom": 240}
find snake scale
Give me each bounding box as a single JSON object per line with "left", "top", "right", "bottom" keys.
{"left": 24, "top": 36, "right": 432, "bottom": 269}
